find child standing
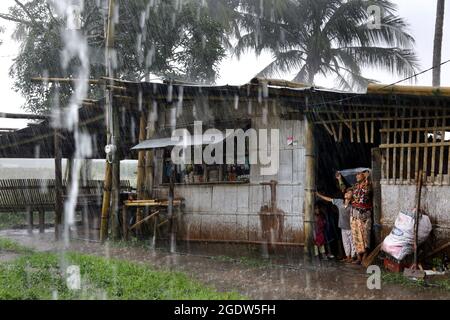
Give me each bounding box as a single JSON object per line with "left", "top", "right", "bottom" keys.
{"left": 313, "top": 204, "right": 327, "bottom": 258}
{"left": 316, "top": 189, "right": 355, "bottom": 262}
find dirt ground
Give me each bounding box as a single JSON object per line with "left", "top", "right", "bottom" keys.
{"left": 1, "top": 227, "right": 449, "bottom": 300}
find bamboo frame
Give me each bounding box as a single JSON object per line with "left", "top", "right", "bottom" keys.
{"left": 379, "top": 107, "right": 450, "bottom": 186}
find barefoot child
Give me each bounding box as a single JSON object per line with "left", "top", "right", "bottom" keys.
{"left": 316, "top": 189, "right": 355, "bottom": 262}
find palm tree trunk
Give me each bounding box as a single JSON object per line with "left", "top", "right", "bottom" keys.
{"left": 433, "top": 0, "right": 445, "bottom": 87}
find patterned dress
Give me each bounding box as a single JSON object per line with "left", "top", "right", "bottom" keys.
{"left": 349, "top": 180, "right": 373, "bottom": 254}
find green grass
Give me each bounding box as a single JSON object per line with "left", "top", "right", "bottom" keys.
{"left": 0, "top": 212, "right": 55, "bottom": 230}
{"left": 382, "top": 271, "right": 450, "bottom": 291}
{"left": 0, "top": 212, "right": 27, "bottom": 230}
{"left": 0, "top": 237, "right": 34, "bottom": 254}
{"left": 0, "top": 249, "right": 244, "bottom": 300}
{"left": 212, "top": 255, "right": 273, "bottom": 268}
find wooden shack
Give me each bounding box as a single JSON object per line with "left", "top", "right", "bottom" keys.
{"left": 1, "top": 78, "right": 450, "bottom": 248}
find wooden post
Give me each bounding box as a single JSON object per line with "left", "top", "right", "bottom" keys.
{"left": 110, "top": 104, "right": 121, "bottom": 240}
{"left": 439, "top": 110, "right": 446, "bottom": 185}
{"left": 392, "top": 109, "right": 398, "bottom": 184}
{"left": 386, "top": 112, "right": 391, "bottom": 181}
{"left": 303, "top": 117, "right": 315, "bottom": 255}
{"left": 54, "top": 129, "right": 63, "bottom": 240}
{"left": 168, "top": 166, "right": 176, "bottom": 253}
{"left": 414, "top": 110, "right": 422, "bottom": 181}
{"left": 407, "top": 110, "right": 413, "bottom": 183}
{"left": 371, "top": 148, "right": 382, "bottom": 244}
{"left": 122, "top": 205, "right": 128, "bottom": 241}
{"left": 430, "top": 112, "right": 438, "bottom": 183}
{"left": 39, "top": 209, "right": 45, "bottom": 234}
{"left": 145, "top": 105, "right": 155, "bottom": 199}
{"left": 135, "top": 112, "right": 147, "bottom": 239}
{"left": 399, "top": 109, "right": 406, "bottom": 183}
{"left": 423, "top": 111, "right": 430, "bottom": 181}
{"left": 99, "top": 0, "right": 116, "bottom": 242}
{"left": 100, "top": 163, "right": 112, "bottom": 242}
{"left": 27, "top": 208, "right": 33, "bottom": 234}
{"left": 152, "top": 213, "right": 158, "bottom": 248}
{"left": 413, "top": 170, "right": 423, "bottom": 268}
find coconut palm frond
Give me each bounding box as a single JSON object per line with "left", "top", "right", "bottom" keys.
{"left": 257, "top": 50, "right": 306, "bottom": 77}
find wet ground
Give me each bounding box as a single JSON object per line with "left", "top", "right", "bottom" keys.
{"left": 1, "top": 228, "right": 449, "bottom": 300}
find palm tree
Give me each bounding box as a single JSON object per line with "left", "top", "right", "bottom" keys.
{"left": 432, "top": 0, "right": 445, "bottom": 87}
{"left": 234, "top": 0, "right": 419, "bottom": 91}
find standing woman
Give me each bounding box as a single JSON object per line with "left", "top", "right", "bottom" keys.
{"left": 337, "top": 170, "right": 372, "bottom": 265}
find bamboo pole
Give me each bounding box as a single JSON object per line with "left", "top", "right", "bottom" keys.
{"left": 386, "top": 111, "right": 391, "bottom": 182}
{"left": 326, "top": 112, "right": 337, "bottom": 142}
{"left": 99, "top": 0, "right": 116, "bottom": 242}
{"left": 100, "top": 162, "right": 112, "bottom": 242}
{"left": 168, "top": 168, "right": 176, "bottom": 253}
{"left": 54, "top": 128, "right": 63, "bottom": 240}
{"left": 30, "top": 77, "right": 100, "bottom": 85}
{"left": 27, "top": 208, "right": 33, "bottom": 234}
{"left": 364, "top": 113, "right": 369, "bottom": 144}
{"left": 110, "top": 105, "right": 121, "bottom": 240}
{"left": 370, "top": 114, "right": 375, "bottom": 144}
{"left": 413, "top": 170, "right": 423, "bottom": 268}
{"left": 350, "top": 120, "right": 354, "bottom": 143}
{"left": 122, "top": 205, "right": 128, "bottom": 240}
{"left": 423, "top": 111, "right": 430, "bottom": 182}
{"left": 315, "top": 114, "right": 450, "bottom": 125}
{"left": 129, "top": 210, "right": 159, "bottom": 230}
{"left": 0, "top": 112, "right": 48, "bottom": 120}
{"left": 399, "top": 109, "right": 406, "bottom": 183}
{"left": 407, "top": 110, "right": 413, "bottom": 182}
{"left": 368, "top": 83, "right": 450, "bottom": 96}
{"left": 152, "top": 214, "right": 158, "bottom": 248}
{"left": 380, "top": 141, "right": 450, "bottom": 148}
{"left": 439, "top": 110, "right": 446, "bottom": 185}
{"left": 430, "top": 111, "right": 438, "bottom": 183}
{"left": 135, "top": 111, "right": 147, "bottom": 239}
{"left": 39, "top": 209, "right": 45, "bottom": 234}
{"left": 414, "top": 110, "right": 422, "bottom": 181}
{"left": 144, "top": 102, "right": 156, "bottom": 199}
{"left": 392, "top": 109, "right": 398, "bottom": 184}
{"left": 356, "top": 111, "right": 361, "bottom": 143}
{"left": 447, "top": 117, "right": 450, "bottom": 184}
{"left": 303, "top": 117, "right": 315, "bottom": 255}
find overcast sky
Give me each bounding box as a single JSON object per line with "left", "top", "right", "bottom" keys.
{"left": 1, "top": 0, "right": 449, "bottom": 129}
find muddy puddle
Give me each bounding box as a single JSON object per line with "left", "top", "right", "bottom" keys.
{"left": 1, "top": 228, "right": 449, "bottom": 300}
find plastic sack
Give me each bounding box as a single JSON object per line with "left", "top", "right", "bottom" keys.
{"left": 381, "top": 211, "right": 432, "bottom": 261}
{"left": 338, "top": 168, "right": 371, "bottom": 185}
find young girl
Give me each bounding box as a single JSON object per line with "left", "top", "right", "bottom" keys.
{"left": 313, "top": 204, "right": 327, "bottom": 258}
{"left": 316, "top": 189, "right": 355, "bottom": 263}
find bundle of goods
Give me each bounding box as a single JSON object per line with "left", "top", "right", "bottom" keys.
{"left": 381, "top": 210, "right": 432, "bottom": 261}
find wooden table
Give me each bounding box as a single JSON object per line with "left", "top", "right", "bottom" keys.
{"left": 122, "top": 198, "right": 183, "bottom": 242}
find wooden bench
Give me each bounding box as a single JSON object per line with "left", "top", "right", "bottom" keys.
{"left": 0, "top": 179, "right": 132, "bottom": 232}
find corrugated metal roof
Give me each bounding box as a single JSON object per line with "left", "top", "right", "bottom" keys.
{"left": 132, "top": 132, "right": 232, "bottom": 151}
